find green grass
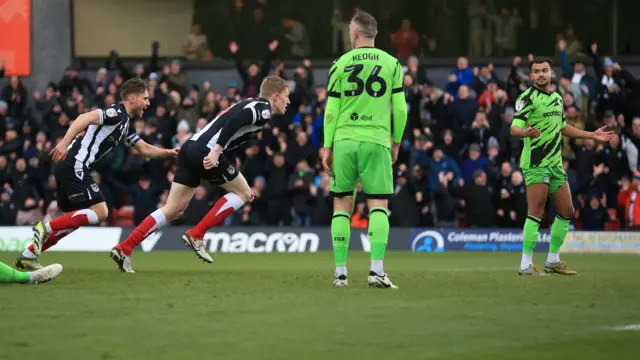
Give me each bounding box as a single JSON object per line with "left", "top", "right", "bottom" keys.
{"left": 1, "top": 252, "right": 639, "bottom": 360}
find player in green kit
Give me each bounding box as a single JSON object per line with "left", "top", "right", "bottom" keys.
{"left": 511, "top": 57, "right": 614, "bottom": 276}
{"left": 321, "top": 11, "right": 407, "bottom": 288}
{"left": 0, "top": 261, "right": 63, "bottom": 284}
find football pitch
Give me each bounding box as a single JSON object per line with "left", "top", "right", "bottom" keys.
{"left": 1, "top": 252, "right": 638, "bottom": 360}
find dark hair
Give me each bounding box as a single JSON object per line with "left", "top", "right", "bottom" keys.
{"left": 120, "top": 77, "right": 149, "bottom": 100}
{"left": 352, "top": 10, "right": 377, "bottom": 38}
{"left": 529, "top": 56, "right": 553, "bottom": 71}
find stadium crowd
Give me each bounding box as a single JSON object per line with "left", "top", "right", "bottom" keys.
{"left": 2, "top": 27, "right": 640, "bottom": 230}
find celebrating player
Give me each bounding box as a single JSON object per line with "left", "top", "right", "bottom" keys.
{"left": 15, "top": 78, "right": 179, "bottom": 271}
{"left": 0, "top": 261, "right": 62, "bottom": 284}
{"left": 511, "top": 57, "right": 614, "bottom": 275}
{"left": 110, "top": 76, "right": 290, "bottom": 273}
{"left": 321, "top": 11, "right": 407, "bottom": 288}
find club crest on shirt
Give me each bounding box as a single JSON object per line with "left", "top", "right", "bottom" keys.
{"left": 227, "top": 165, "right": 236, "bottom": 175}
{"left": 91, "top": 184, "right": 100, "bottom": 192}
{"left": 105, "top": 108, "right": 118, "bottom": 117}
{"left": 516, "top": 100, "right": 525, "bottom": 112}
{"left": 261, "top": 109, "right": 271, "bottom": 120}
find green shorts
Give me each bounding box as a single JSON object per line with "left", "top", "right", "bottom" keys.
{"left": 330, "top": 140, "right": 393, "bottom": 199}
{"left": 522, "top": 165, "right": 567, "bottom": 194}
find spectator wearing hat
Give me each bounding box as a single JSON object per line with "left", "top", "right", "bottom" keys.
{"left": 172, "top": 120, "right": 192, "bottom": 148}
{"left": 462, "top": 143, "right": 488, "bottom": 184}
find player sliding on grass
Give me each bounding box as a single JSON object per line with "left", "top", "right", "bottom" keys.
{"left": 0, "top": 261, "right": 63, "bottom": 284}
{"left": 322, "top": 11, "right": 407, "bottom": 288}
{"left": 16, "top": 78, "right": 179, "bottom": 271}
{"left": 511, "top": 57, "right": 614, "bottom": 275}
{"left": 110, "top": 76, "right": 290, "bottom": 272}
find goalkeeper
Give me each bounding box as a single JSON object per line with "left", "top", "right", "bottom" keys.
{"left": 321, "top": 10, "right": 407, "bottom": 289}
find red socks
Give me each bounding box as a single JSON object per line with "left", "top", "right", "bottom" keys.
{"left": 27, "top": 229, "right": 76, "bottom": 253}
{"left": 48, "top": 209, "right": 100, "bottom": 231}
{"left": 118, "top": 209, "right": 167, "bottom": 256}
{"left": 187, "top": 193, "right": 246, "bottom": 240}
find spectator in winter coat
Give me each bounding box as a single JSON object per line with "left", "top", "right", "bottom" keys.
{"left": 426, "top": 148, "right": 462, "bottom": 192}
{"left": 445, "top": 57, "right": 474, "bottom": 96}
{"left": 462, "top": 144, "right": 488, "bottom": 184}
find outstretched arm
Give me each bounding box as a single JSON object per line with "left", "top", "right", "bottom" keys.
{"left": 133, "top": 139, "right": 179, "bottom": 159}
{"left": 562, "top": 124, "right": 615, "bottom": 142}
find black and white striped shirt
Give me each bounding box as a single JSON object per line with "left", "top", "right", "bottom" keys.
{"left": 190, "top": 98, "right": 272, "bottom": 152}
{"left": 66, "top": 103, "right": 141, "bottom": 170}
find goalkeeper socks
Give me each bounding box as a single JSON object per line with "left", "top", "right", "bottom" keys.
{"left": 0, "top": 261, "right": 30, "bottom": 284}
{"left": 368, "top": 207, "right": 389, "bottom": 275}
{"left": 188, "top": 193, "right": 245, "bottom": 240}
{"left": 548, "top": 215, "right": 571, "bottom": 263}
{"left": 521, "top": 215, "right": 541, "bottom": 270}
{"left": 24, "top": 229, "right": 76, "bottom": 256}
{"left": 331, "top": 211, "right": 351, "bottom": 277}
{"left": 118, "top": 209, "right": 167, "bottom": 256}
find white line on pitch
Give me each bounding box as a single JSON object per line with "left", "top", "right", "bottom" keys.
{"left": 605, "top": 324, "right": 640, "bottom": 331}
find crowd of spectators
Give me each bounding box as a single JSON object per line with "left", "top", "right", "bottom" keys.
{"left": 2, "top": 33, "right": 640, "bottom": 230}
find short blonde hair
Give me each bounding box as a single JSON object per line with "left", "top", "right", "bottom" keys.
{"left": 259, "top": 76, "right": 289, "bottom": 98}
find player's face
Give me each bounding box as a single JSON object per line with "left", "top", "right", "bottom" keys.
{"left": 530, "top": 63, "right": 552, "bottom": 88}
{"left": 132, "top": 91, "right": 150, "bottom": 117}
{"left": 272, "top": 88, "right": 290, "bottom": 115}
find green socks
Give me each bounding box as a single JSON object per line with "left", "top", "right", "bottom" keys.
{"left": 523, "top": 215, "right": 541, "bottom": 254}
{"left": 332, "top": 211, "right": 351, "bottom": 275}
{"left": 0, "top": 261, "right": 30, "bottom": 284}
{"left": 550, "top": 215, "right": 571, "bottom": 253}
{"left": 332, "top": 206, "right": 390, "bottom": 277}
{"left": 369, "top": 207, "right": 390, "bottom": 260}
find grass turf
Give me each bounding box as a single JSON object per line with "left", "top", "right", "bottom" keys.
{"left": 1, "top": 252, "right": 639, "bottom": 360}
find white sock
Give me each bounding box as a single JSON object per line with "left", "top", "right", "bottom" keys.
{"left": 335, "top": 266, "right": 347, "bottom": 278}
{"left": 547, "top": 252, "right": 560, "bottom": 263}
{"left": 371, "top": 260, "right": 384, "bottom": 275}
{"left": 22, "top": 249, "right": 36, "bottom": 259}
{"left": 520, "top": 253, "right": 533, "bottom": 271}
{"left": 44, "top": 222, "right": 52, "bottom": 233}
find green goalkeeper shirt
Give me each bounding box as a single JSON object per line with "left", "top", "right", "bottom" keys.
{"left": 511, "top": 86, "right": 566, "bottom": 169}
{"left": 323, "top": 46, "right": 407, "bottom": 149}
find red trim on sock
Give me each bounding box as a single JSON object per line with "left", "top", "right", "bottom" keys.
{"left": 187, "top": 197, "right": 236, "bottom": 240}
{"left": 49, "top": 210, "right": 91, "bottom": 231}
{"left": 118, "top": 214, "right": 158, "bottom": 256}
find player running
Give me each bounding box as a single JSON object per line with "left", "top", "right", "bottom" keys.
{"left": 110, "top": 76, "right": 290, "bottom": 273}
{"left": 0, "top": 261, "right": 62, "bottom": 284}
{"left": 321, "top": 11, "right": 407, "bottom": 289}
{"left": 16, "top": 78, "right": 179, "bottom": 271}
{"left": 511, "top": 57, "right": 614, "bottom": 276}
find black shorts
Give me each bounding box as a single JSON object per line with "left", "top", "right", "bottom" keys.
{"left": 173, "top": 140, "right": 240, "bottom": 188}
{"left": 55, "top": 163, "right": 105, "bottom": 212}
